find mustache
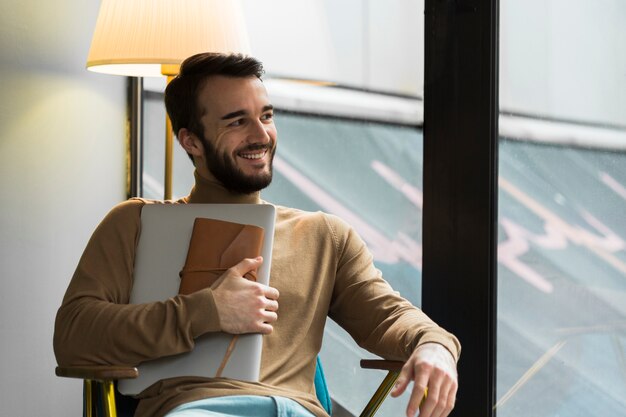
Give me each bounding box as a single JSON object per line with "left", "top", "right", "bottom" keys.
{"left": 238, "top": 142, "right": 274, "bottom": 153}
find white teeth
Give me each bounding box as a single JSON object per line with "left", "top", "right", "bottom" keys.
{"left": 240, "top": 150, "right": 266, "bottom": 160}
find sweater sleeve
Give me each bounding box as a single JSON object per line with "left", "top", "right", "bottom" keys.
{"left": 326, "top": 215, "right": 461, "bottom": 362}
{"left": 53, "top": 200, "right": 222, "bottom": 367}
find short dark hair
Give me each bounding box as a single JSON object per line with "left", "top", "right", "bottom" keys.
{"left": 164, "top": 53, "right": 265, "bottom": 137}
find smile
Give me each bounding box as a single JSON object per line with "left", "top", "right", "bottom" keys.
{"left": 238, "top": 149, "right": 267, "bottom": 160}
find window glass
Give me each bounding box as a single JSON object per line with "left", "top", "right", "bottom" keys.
{"left": 497, "top": 140, "right": 626, "bottom": 415}
{"left": 497, "top": 1, "right": 626, "bottom": 415}
{"left": 265, "top": 112, "right": 423, "bottom": 417}
{"left": 266, "top": 112, "right": 423, "bottom": 304}
{"left": 143, "top": 90, "right": 195, "bottom": 199}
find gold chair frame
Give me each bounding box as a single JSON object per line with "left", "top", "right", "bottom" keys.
{"left": 56, "top": 359, "right": 403, "bottom": 417}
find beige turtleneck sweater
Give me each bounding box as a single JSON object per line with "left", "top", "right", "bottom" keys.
{"left": 54, "top": 171, "right": 460, "bottom": 417}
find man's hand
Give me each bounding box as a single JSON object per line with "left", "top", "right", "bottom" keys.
{"left": 212, "top": 257, "right": 279, "bottom": 335}
{"left": 390, "top": 342, "right": 458, "bottom": 417}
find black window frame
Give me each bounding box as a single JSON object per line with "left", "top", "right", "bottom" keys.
{"left": 423, "top": 1, "right": 499, "bottom": 416}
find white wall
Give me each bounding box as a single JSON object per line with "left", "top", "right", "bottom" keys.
{"left": 500, "top": 0, "right": 626, "bottom": 127}
{"left": 241, "top": 0, "right": 425, "bottom": 96}
{"left": 0, "top": 0, "right": 126, "bottom": 415}
{"left": 242, "top": 0, "right": 625, "bottom": 128}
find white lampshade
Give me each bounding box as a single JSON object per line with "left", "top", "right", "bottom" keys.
{"left": 86, "top": 0, "right": 251, "bottom": 77}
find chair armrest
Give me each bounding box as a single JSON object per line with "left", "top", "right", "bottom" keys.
{"left": 358, "top": 360, "right": 405, "bottom": 417}
{"left": 360, "top": 359, "right": 404, "bottom": 372}
{"left": 55, "top": 365, "right": 138, "bottom": 381}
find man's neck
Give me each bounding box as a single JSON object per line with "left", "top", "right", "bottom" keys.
{"left": 186, "top": 170, "right": 261, "bottom": 204}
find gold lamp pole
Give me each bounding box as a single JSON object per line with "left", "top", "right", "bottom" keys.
{"left": 162, "top": 70, "right": 178, "bottom": 201}
{"left": 85, "top": 0, "right": 250, "bottom": 200}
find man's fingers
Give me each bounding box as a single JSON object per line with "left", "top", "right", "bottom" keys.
{"left": 257, "top": 322, "right": 274, "bottom": 334}
{"left": 229, "top": 257, "right": 279, "bottom": 301}
{"left": 390, "top": 376, "right": 409, "bottom": 398}
{"left": 398, "top": 343, "right": 458, "bottom": 417}
{"left": 435, "top": 373, "right": 457, "bottom": 417}
{"left": 212, "top": 256, "right": 281, "bottom": 334}
{"left": 265, "top": 298, "right": 279, "bottom": 312}
{"left": 416, "top": 388, "right": 438, "bottom": 417}
{"left": 231, "top": 256, "right": 263, "bottom": 276}
{"left": 409, "top": 380, "right": 433, "bottom": 417}
{"left": 431, "top": 380, "right": 454, "bottom": 417}
{"left": 262, "top": 310, "right": 278, "bottom": 323}
{"left": 417, "top": 367, "right": 458, "bottom": 417}
{"left": 391, "top": 363, "right": 413, "bottom": 398}
{"left": 264, "top": 285, "right": 280, "bottom": 301}
{"left": 445, "top": 380, "right": 457, "bottom": 413}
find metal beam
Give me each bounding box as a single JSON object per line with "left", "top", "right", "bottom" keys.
{"left": 423, "top": 0, "right": 499, "bottom": 415}
{"left": 128, "top": 77, "right": 143, "bottom": 198}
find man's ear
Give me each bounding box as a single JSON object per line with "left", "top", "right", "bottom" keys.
{"left": 178, "top": 128, "right": 204, "bottom": 157}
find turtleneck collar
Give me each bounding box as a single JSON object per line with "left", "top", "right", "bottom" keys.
{"left": 186, "top": 170, "right": 261, "bottom": 204}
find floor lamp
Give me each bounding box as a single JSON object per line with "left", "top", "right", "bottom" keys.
{"left": 85, "top": 0, "right": 250, "bottom": 200}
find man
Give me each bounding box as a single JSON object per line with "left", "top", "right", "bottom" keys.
{"left": 54, "top": 53, "right": 460, "bottom": 417}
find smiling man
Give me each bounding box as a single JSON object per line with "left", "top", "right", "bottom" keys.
{"left": 54, "top": 53, "right": 460, "bottom": 417}
{"left": 178, "top": 75, "right": 277, "bottom": 196}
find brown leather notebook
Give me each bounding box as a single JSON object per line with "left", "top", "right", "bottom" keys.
{"left": 178, "top": 217, "right": 265, "bottom": 378}
{"left": 179, "top": 217, "right": 265, "bottom": 295}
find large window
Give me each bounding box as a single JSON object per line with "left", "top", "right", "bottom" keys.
{"left": 496, "top": 138, "right": 626, "bottom": 416}
{"left": 266, "top": 112, "right": 423, "bottom": 417}
{"left": 496, "top": 1, "right": 626, "bottom": 415}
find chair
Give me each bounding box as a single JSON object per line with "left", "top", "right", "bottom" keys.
{"left": 56, "top": 357, "right": 403, "bottom": 417}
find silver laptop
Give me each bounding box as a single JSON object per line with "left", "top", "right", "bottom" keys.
{"left": 118, "top": 204, "right": 276, "bottom": 395}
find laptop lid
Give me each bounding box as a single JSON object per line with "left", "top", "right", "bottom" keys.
{"left": 118, "top": 203, "right": 275, "bottom": 395}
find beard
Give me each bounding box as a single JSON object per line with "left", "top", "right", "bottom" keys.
{"left": 199, "top": 133, "right": 275, "bottom": 194}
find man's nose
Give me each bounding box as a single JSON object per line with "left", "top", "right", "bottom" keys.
{"left": 247, "top": 119, "right": 271, "bottom": 143}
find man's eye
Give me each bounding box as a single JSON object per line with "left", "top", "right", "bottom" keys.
{"left": 261, "top": 113, "right": 274, "bottom": 121}
{"left": 228, "top": 119, "right": 244, "bottom": 127}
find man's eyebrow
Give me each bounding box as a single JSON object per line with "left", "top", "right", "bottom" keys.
{"left": 220, "top": 105, "right": 274, "bottom": 121}
{"left": 221, "top": 110, "right": 246, "bottom": 120}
